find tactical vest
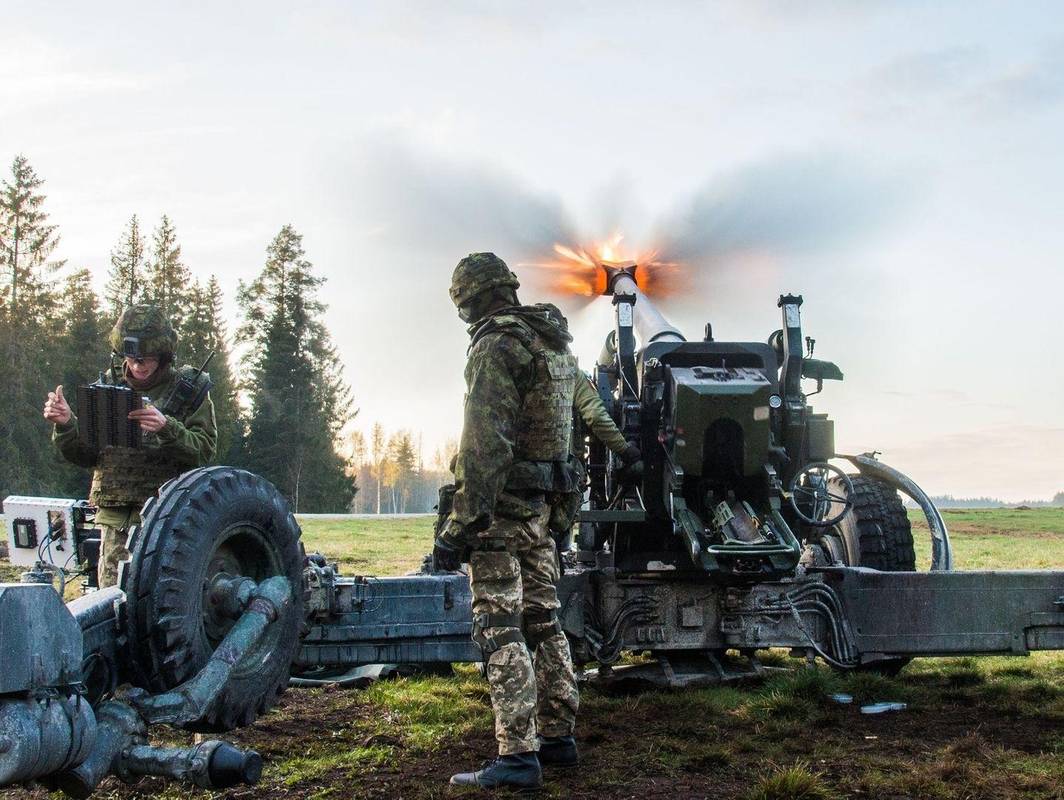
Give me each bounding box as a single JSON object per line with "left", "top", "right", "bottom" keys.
{"left": 90, "top": 448, "right": 190, "bottom": 507}
{"left": 475, "top": 315, "right": 578, "bottom": 493}
{"left": 88, "top": 365, "right": 211, "bottom": 508}
{"left": 515, "top": 343, "right": 577, "bottom": 462}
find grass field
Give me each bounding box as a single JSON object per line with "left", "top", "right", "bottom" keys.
{"left": 911, "top": 507, "right": 1064, "bottom": 571}
{"left": 4, "top": 508, "right": 1063, "bottom": 799}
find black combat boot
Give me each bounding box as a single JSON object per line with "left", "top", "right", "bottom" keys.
{"left": 449, "top": 752, "right": 542, "bottom": 789}
{"left": 537, "top": 735, "right": 578, "bottom": 767}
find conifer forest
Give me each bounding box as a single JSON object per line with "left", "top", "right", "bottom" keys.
{"left": 0, "top": 154, "right": 447, "bottom": 513}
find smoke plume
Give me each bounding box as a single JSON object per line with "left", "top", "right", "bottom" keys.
{"left": 334, "top": 141, "right": 915, "bottom": 322}
{"left": 349, "top": 140, "right": 576, "bottom": 264}
{"left": 652, "top": 152, "right": 913, "bottom": 295}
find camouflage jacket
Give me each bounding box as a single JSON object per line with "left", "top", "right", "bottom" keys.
{"left": 573, "top": 374, "right": 628, "bottom": 455}
{"left": 53, "top": 363, "right": 217, "bottom": 518}
{"left": 449, "top": 306, "right": 578, "bottom": 537}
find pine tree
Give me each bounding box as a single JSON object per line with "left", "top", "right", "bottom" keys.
{"left": 182, "top": 277, "right": 242, "bottom": 463}
{"left": 57, "top": 268, "right": 109, "bottom": 385}
{"left": 346, "top": 429, "right": 366, "bottom": 511}
{"left": 238, "top": 225, "right": 355, "bottom": 512}
{"left": 347, "top": 430, "right": 367, "bottom": 473}
{"left": 371, "top": 423, "right": 386, "bottom": 514}
{"left": 106, "top": 215, "right": 145, "bottom": 316}
{"left": 0, "top": 156, "right": 67, "bottom": 497}
{"left": 145, "top": 214, "right": 192, "bottom": 329}
{"left": 0, "top": 155, "right": 64, "bottom": 319}
{"left": 53, "top": 269, "right": 109, "bottom": 495}
{"left": 391, "top": 431, "right": 417, "bottom": 513}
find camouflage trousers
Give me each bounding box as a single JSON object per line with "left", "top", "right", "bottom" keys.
{"left": 468, "top": 503, "right": 580, "bottom": 756}
{"left": 98, "top": 524, "right": 131, "bottom": 588}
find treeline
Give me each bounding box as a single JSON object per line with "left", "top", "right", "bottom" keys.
{"left": 0, "top": 155, "right": 355, "bottom": 512}
{"left": 346, "top": 426, "right": 455, "bottom": 514}
{"left": 910, "top": 492, "right": 1064, "bottom": 509}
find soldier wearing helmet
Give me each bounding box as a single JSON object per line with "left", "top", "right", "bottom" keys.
{"left": 435, "top": 253, "right": 581, "bottom": 790}
{"left": 43, "top": 304, "right": 217, "bottom": 587}
{"left": 537, "top": 303, "right": 642, "bottom": 541}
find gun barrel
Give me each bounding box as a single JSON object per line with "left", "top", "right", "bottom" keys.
{"left": 609, "top": 271, "right": 685, "bottom": 346}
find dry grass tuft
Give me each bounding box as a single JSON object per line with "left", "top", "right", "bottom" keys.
{"left": 747, "top": 761, "right": 835, "bottom": 800}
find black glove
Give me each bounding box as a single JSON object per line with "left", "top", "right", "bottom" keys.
{"left": 621, "top": 443, "right": 642, "bottom": 465}
{"left": 617, "top": 443, "right": 644, "bottom": 486}
{"left": 619, "top": 460, "right": 644, "bottom": 485}
{"left": 433, "top": 536, "right": 464, "bottom": 572}
{"left": 433, "top": 518, "right": 469, "bottom": 572}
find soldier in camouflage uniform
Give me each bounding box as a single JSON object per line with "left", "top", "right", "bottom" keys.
{"left": 43, "top": 305, "right": 217, "bottom": 588}
{"left": 434, "top": 253, "right": 581, "bottom": 790}
{"left": 539, "top": 304, "right": 642, "bottom": 542}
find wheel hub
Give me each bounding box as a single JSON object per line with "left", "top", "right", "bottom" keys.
{"left": 199, "top": 523, "right": 286, "bottom": 678}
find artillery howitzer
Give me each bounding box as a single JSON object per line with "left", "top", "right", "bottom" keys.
{"left": 1, "top": 267, "right": 1062, "bottom": 795}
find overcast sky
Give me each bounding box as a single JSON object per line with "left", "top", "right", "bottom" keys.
{"left": 4, "top": 1, "right": 1062, "bottom": 500}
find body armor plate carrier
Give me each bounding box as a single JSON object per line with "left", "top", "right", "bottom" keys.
{"left": 89, "top": 365, "right": 211, "bottom": 508}
{"left": 475, "top": 314, "right": 578, "bottom": 494}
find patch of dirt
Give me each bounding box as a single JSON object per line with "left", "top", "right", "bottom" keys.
{"left": 837, "top": 704, "right": 1056, "bottom": 755}
{"left": 925, "top": 522, "right": 1062, "bottom": 539}
{"left": 6, "top": 684, "right": 1061, "bottom": 800}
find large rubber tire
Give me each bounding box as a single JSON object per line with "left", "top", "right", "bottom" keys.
{"left": 830, "top": 474, "right": 914, "bottom": 676}
{"left": 119, "top": 467, "right": 304, "bottom": 732}
{"left": 832, "top": 475, "right": 915, "bottom": 571}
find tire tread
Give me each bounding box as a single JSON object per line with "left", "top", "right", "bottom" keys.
{"left": 119, "top": 466, "right": 303, "bottom": 732}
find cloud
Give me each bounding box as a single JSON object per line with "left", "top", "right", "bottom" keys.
{"left": 967, "top": 43, "right": 1064, "bottom": 114}
{"left": 359, "top": 1, "right": 594, "bottom": 46}
{"left": 725, "top": 0, "right": 916, "bottom": 24}
{"left": 0, "top": 35, "right": 149, "bottom": 107}
{"left": 867, "top": 46, "right": 987, "bottom": 96}
{"left": 881, "top": 425, "right": 1064, "bottom": 501}
{"left": 861, "top": 41, "right": 1064, "bottom": 117}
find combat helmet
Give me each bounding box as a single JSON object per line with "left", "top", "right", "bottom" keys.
{"left": 109, "top": 304, "right": 178, "bottom": 360}
{"left": 449, "top": 252, "right": 520, "bottom": 307}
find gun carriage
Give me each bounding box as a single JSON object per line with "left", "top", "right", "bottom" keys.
{"left": 1, "top": 263, "right": 1061, "bottom": 795}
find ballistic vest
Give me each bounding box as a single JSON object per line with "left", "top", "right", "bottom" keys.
{"left": 88, "top": 365, "right": 211, "bottom": 508}
{"left": 515, "top": 341, "right": 577, "bottom": 463}
{"left": 472, "top": 314, "right": 578, "bottom": 492}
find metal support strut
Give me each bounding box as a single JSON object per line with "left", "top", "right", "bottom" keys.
{"left": 50, "top": 575, "right": 291, "bottom": 798}
{"left": 131, "top": 575, "right": 292, "bottom": 726}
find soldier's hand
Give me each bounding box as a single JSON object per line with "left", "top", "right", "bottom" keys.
{"left": 433, "top": 518, "right": 469, "bottom": 572}
{"left": 621, "top": 443, "right": 642, "bottom": 465}
{"left": 128, "top": 405, "right": 168, "bottom": 434}
{"left": 617, "top": 443, "right": 644, "bottom": 486}
{"left": 618, "top": 460, "right": 644, "bottom": 486}
{"left": 432, "top": 536, "right": 464, "bottom": 572}
{"left": 43, "top": 385, "right": 72, "bottom": 425}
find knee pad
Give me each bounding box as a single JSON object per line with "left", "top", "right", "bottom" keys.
{"left": 522, "top": 609, "right": 563, "bottom": 651}
{"left": 472, "top": 612, "right": 526, "bottom": 655}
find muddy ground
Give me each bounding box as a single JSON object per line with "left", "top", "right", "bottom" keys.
{"left": 11, "top": 654, "right": 1063, "bottom": 800}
